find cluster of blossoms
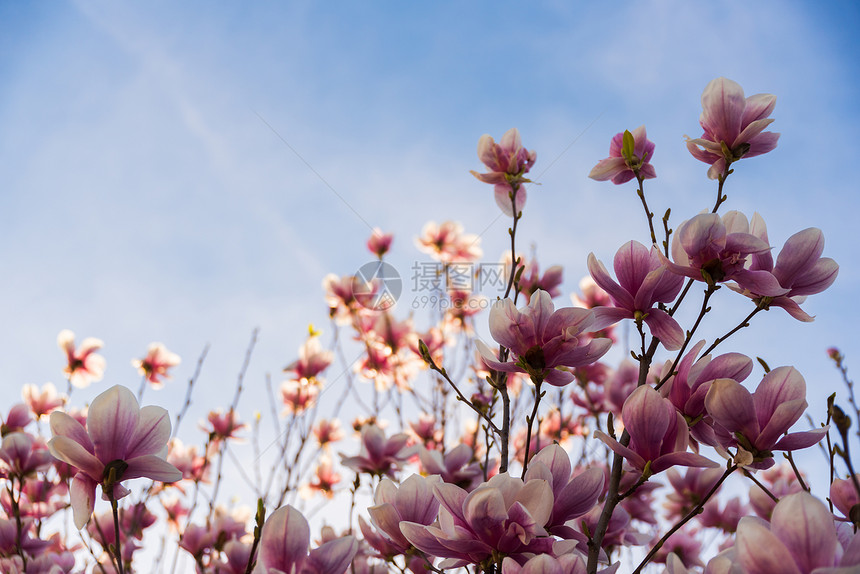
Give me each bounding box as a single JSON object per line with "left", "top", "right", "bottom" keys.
{"left": 0, "top": 77, "right": 854, "bottom": 574}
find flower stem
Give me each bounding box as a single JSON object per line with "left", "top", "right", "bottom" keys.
{"left": 520, "top": 379, "right": 544, "bottom": 478}
{"left": 109, "top": 493, "right": 125, "bottom": 574}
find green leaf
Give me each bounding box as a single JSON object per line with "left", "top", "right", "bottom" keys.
{"left": 621, "top": 129, "right": 635, "bottom": 162}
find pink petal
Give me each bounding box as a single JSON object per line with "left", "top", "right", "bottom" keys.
{"left": 736, "top": 517, "right": 803, "bottom": 574}
{"left": 399, "top": 522, "right": 457, "bottom": 559}
{"left": 704, "top": 379, "right": 758, "bottom": 440}
{"left": 305, "top": 537, "right": 358, "bottom": 574}
{"left": 771, "top": 428, "right": 828, "bottom": 451}
{"left": 495, "top": 184, "right": 526, "bottom": 217}
{"left": 622, "top": 386, "right": 672, "bottom": 462}
{"left": 614, "top": 241, "right": 652, "bottom": 298}
{"left": 488, "top": 299, "right": 522, "bottom": 351}
{"left": 700, "top": 78, "right": 746, "bottom": 145}
{"left": 650, "top": 451, "right": 719, "bottom": 473}
{"left": 753, "top": 366, "right": 805, "bottom": 424}
{"left": 773, "top": 228, "right": 825, "bottom": 286}
{"left": 514, "top": 479, "right": 554, "bottom": 528}
{"left": 49, "top": 411, "right": 93, "bottom": 453}
{"left": 88, "top": 385, "right": 140, "bottom": 463}
{"left": 588, "top": 157, "right": 628, "bottom": 181}
{"left": 261, "top": 505, "right": 310, "bottom": 573}
{"left": 395, "top": 474, "right": 440, "bottom": 525}
{"left": 126, "top": 405, "right": 172, "bottom": 458}
{"left": 123, "top": 454, "right": 182, "bottom": 482}
{"left": 742, "top": 93, "right": 777, "bottom": 125}
{"left": 528, "top": 444, "right": 570, "bottom": 493}
{"left": 594, "top": 430, "right": 646, "bottom": 471}
{"left": 47, "top": 436, "right": 103, "bottom": 480}
{"left": 553, "top": 467, "right": 603, "bottom": 521}
{"left": 745, "top": 131, "right": 779, "bottom": 158}
{"left": 771, "top": 492, "right": 838, "bottom": 573}
{"left": 643, "top": 309, "right": 684, "bottom": 351}
{"left": 70, "top": 472, "right": 98, "bottom": 529}
{"left": 787, "top": 258, "right": 838, "bottom": 297}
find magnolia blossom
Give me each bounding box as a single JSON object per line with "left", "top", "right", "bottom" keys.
{"left": 132, "top": 342, "right": 180, "bottom": 388}
{"left": 339, "top": 425, "right": 413, "bottom": 478}
{"left": 284, "top": 335, "right": 334, "bottom": 382}
{"left": 58, "top": 329, "right": 106, "bottom": 388}
{"left": 416, "top": 220, "right": 483, "bottom": 263}
{"left": 661, "top": 211, "right": 787, "bottom": 296}
{"left": 732, "top": 223, "right": 838, "bottom": 321}
{"left": 595, "top": 385, "right": 718, "bottom": 477}
{"left": 470, "top": 128, "right": 536, "bottom": 216}
{"left": 733, "top": 492, "right": 860, "bottom": 574}
{"left": 830, "top": 475, "right": 860, "bottom": 523}
{"left": 361, "top": 474, "right": 441, "bottom": 555}
{"left": 588, "top": 241, "right": 684, "bottom": 350}
{"left": 21, "top": 382, "right": 66, "bottom": 419}
{"left": 660, "top": 340, "right": 753, "bottom": 446}
{"left": 259, "top": 505, "right": 358, "bottom": 574}
{"left": 686, "top": 77, "right": 779, "bottom": 179}
{"left": 589, "top": 126, "right": 656, "bottom": 185}
{"left": 477, "top": 290, "right": 611, "bottom": 386}
{"left": 47, "top": 385, "right": 182, "bottom": 528}
{"left": 704, "top": 366, "right": 828, "bottom": 469}
{"left": 400, "top": 472, "right": 554, "bottom": 568}
{"left": 523, "top": 444, "right": 604, "bottom": 535}
{"left": 367, "top": 227, "right": 393, "bottom": 258}
{"left": 417, "top": 444, "right": 483, "bottom": 491}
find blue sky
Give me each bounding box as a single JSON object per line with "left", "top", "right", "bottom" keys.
{"left": 1, "top": 0, "right": 858, "bottom": 539}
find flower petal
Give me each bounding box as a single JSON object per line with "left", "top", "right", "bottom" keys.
{"left": 88, "top": 385, "right": 140, "bottom": 463}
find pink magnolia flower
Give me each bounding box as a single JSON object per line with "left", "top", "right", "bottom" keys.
{"left": 340, "top": 425, "right": 413, "bottom": 478}
{"left": 285, "top": 335, "right": 334, "bottom": 382}
{"left": 663, "top": 467, "right": 725, "bottom": 522}
{"left": 595, "top": 385, "right": 718, "bottom": 477}
{"left": 259, "top": 505, "right": 358, "bottom": 574}
{"left": 418, "top": 444, "right": 483, "bottom": 491}
{"left": 367, "top": 228, "right": 394, "bottom": 258}
{"left": 661, "top": 211, "right": 787, "bottom": 296}
{"left": 831, "top": 475, "right": 860, "bottom": 522}
{"left": 512, "top": 255, "right": 564, "bottom": 303}
{"left": 501, "top": 552, "right": 622, "bottom": 574}
{"left": 302, "top": 455, "right": 341, "bottom": 499}
{"left": 477, "top": 290, "right": 612, "bottom": 386}
{"left": 686, "top": 77, "right": 779, "bottom": 179}
{"left": 571, "top": 276, "right": 612, "bottom": 309}
{"left": 58, "top": 329, "right": 106, "bottom": 389}
{"left": 362, "top": 474, "right": 441, "bottom": 555}
{"left": 704, "top": 366, "right": 828, "bottom": 469}
{"left": 588, "top": 126, "right": 656, "bottom": 185}
{"left": 660, "top": 340, "right": 753, "bottom": 446}
{"left": 734, "top": 492, "right": 860, "bottom": 574}
{"left": 732, "top": 224, "right": 838, "bottom": 321}
{"left": 523, "top": 444, "right": 604, "bottom": 535}
{"left": 1, "top": 403, "right": 32, "bottom": 435}
{"left": 400, "top": 472, "right": 555, "bottom": 568}
{"left": 313, "top": 419, "right": 344, "bottom": 449}
{"left": 21, "top": 383, "right": 66, "bottom": 419}
{"left": 203, "top": 408, "right": 247, "bottom": 442}
{"left": 0, "top": 432, "right": 53, "bottom": 478}
{"left": 416, "top": 220, "right": 482, "bottom": 263}
{"left": 587, "top": 241, "right": 684, "bottom": 350}
{"left": 47, "top": 385, "right": 182, "bottom": 528}
{"left": 471, "top": 128, "right": 536, "bottom": 216}
{"left": 132, "top": 342, "right": 180, "bottom": 389}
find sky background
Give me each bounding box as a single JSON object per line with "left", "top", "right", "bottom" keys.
{"left": 0, "top": 0, "right": 858, "bottom": 565}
